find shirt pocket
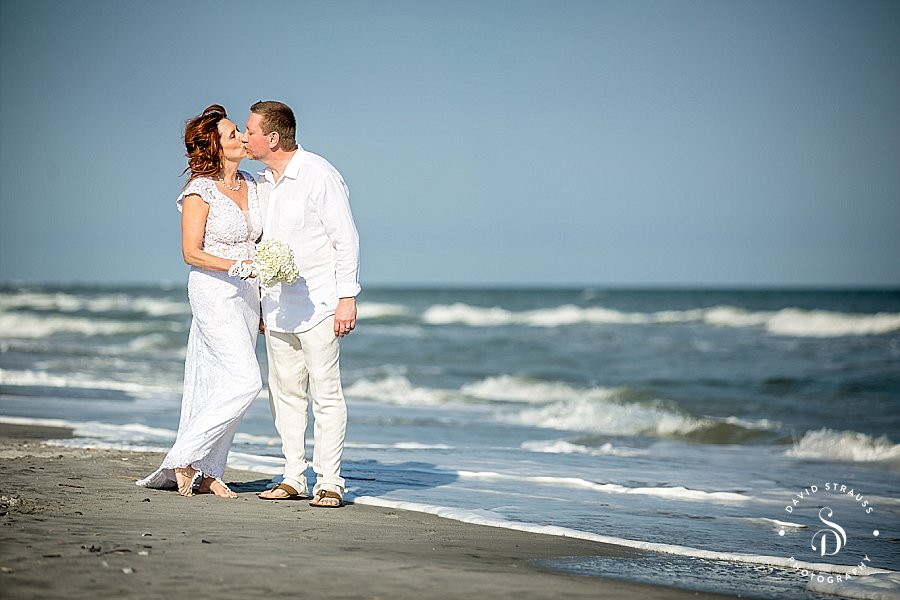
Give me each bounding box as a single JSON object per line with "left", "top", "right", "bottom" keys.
{"left": 278, "top": 199, "right": 305, "bottom": 230}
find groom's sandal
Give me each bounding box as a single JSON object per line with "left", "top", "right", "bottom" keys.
{"left": 258, "top": 483, "right": 308, "bottom": 500}
{"left": 309, "top": 489, "right": 343, "bottom": 508}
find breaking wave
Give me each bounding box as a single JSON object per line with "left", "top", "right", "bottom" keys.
{"left": 0, "top": 313, "right": 179, "bottom": 338}
{"left": 786, "top": 428, "right": 900, "bottom": 463}
{"left": 0, "top": 290, "right": 189, "bottom": 316}
{"left": 345, "top": 374, "right": 777, "bottom": 441}
{"left": 521, "top": 439, "right": 642, "bottom": 457}
{"left": 420, "top": 303, "right": 900, "bottom": 337}
{"left": 344, "top": 376, "right": 459, "bottom": 406}
{"left": 507, "top": 396, "right": 708, "bottom": 437}
{"left": 460, "top": 375, "right": 621, "bottom": 404}
{"left": 0, "top": 368, "right": 181, "bottom": 395}
{"left": 356, "top": 302, "right": 409, "bottom": 320}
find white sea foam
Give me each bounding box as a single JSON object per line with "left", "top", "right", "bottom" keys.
{"left": 0, "top": 291, "right": 188, "bottom": 316}
{"left": 0, "top": 415, "right": 75, "bottom": 430}
{"left": 1, "top": 416, "right": 282, "bottom": 455}
{"left": 44, "top": 438, "right": 168, "bottom": 452}
{"left": 787, "top": 429, "right": 900, "bottom": 463}
{"left": 418, "top": 302, "right": 900, "bottom": 337}
{"left": 345, "top": 441, "right": 454, "bottom": 450}
{"left": 723, "top": 416, "right": 783, "bottom": 430}
{"left": 0, "top": 369, "right": 172, "bottom": 393}
{"left": 0, "top": 313, "right": 175, "bottom": 338}
{"left": 519, "top": 305, "right": 661, "bottom": 326}
{"left": 356, "top": 302, "right": 409, "bottom": 320}
{"left": 115, "top": 296, "right": 187, "bottom": 317}
{"left": 349, "top": 374, "right": 622, "bottom": 408}
{"left": 421, "top": 303, "right": 696, "bottom": 327}
{"left": 509, "top": 396, "right": 707, "bottom": 437}
{"left": 766, "top": 309, "right": 900, "bottom": 338}
{"left": 697, "top": 305, "right": 900, "bottom": 337}
{"left": 128, "top": 333, "right": 179, "bottom": 353}
{"left": 349, "top": 496, "right": 894, "bottom": 576}
{"left": 0, "top": 368, "right": 178, "bottom": 395}
{"left": 346, "top": 375, "right": 712, "bottom": 438}
{"left": 421, "top": 303, "right": 516, "bottom": 326}
{"left": 701, "top": 306, "right": 773, "bottom": 328}
{"left": 807, "top": 572, "right": 900, "bottom": 600}
{"left": 0, "top": 415, "right": 176, "bottom": 443}
{"left": 72, "top": 421, "right": 176, "bottom": 442}
{"left": 521, "top": 439, "right": 642, "bottom": 457}
{"left": 461, "top": 375, "right": 621, "bottom": 404}
{"left": 456, "top": 470, "right": 749, "bottom": 503}
{"left": 345, "top": 376, "right": 457, "bottom": 406}
{"left": 741, "top": 517, "right": 808, "bottom": 531}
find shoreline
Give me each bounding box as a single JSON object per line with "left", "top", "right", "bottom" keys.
{"left": 0, "top": 422, "right": 739, "bottom": 599}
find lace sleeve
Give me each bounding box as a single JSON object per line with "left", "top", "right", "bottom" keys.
{"left": 176, "top": 177, "right": 217, "bottom": 213}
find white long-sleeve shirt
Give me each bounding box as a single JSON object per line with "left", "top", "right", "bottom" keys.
{"left": 258, "top": 147, "right": 360, "bottom": 333}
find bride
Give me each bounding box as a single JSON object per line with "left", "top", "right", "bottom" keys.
{"left": 137, "top": 104, "right": 263, "bottom": 498}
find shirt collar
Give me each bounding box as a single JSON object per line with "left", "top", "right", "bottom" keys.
{"left": 259, "top": 145, "right": 304, "bottom": 184}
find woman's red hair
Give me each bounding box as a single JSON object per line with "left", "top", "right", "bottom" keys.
{"left": 182, "top": 104, "right": 227, "bottom": 179}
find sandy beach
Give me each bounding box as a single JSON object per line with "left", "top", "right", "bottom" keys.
{"left": 0, "top": 423, "right": 743, "bottom": 600}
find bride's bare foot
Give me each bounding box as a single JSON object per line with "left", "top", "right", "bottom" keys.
{"left": 198, "top": 476, "right": 238, "bottom": 499}
{"left": 174, "top": 466, "right": 196, "bottom": 497}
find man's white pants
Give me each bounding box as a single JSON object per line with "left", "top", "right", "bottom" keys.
{"left": 264, "top": 315, "right": 347, "bottom": 495}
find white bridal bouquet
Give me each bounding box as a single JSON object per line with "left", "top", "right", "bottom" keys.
{"left": 253, "top": 239, "right": 300, "bottom": 287}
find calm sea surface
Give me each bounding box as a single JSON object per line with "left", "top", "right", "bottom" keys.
{"left": 2, "top": 284, "right": 898, "bottom": 599}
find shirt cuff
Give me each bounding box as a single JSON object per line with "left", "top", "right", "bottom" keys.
{"left": 337, "top": 282, "right": 361, "bottom": 298}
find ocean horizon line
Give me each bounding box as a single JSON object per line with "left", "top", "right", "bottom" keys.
{"left": 2, "top": 279, "right": 899, "bottom": 293}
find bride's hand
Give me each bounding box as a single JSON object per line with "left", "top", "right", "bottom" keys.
{"left": 227, "top": 260, "right": 256, "bottom": 279}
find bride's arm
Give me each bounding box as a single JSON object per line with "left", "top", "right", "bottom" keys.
{"left": 181, "top": 194, "right": 250, "bottom": 272}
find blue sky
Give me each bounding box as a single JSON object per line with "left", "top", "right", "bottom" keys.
{"left": 1, "top": 0, "right": 898, "bottom": 287}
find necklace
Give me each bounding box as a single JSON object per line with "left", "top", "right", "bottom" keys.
{"left": 218, "top": 174, "right": 242, "bottom": 191}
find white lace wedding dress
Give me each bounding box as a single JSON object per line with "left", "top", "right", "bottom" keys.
{"left": 137, "top": 171, "right": 263, "bottom": 490}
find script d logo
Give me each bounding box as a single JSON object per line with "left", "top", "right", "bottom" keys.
{"left": 811, "top": 507, "right": 846, "bottom": 556}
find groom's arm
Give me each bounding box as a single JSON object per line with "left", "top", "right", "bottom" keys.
{"left": 317, "top": 171, "right": 360, "bottom": 338}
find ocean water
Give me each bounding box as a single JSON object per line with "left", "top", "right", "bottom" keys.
{"left": 1, "top": 283, "right": 899, "bottom": 599}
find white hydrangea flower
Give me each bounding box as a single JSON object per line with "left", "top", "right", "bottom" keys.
{"left": 255, "top": 240, "right": 300, "bottom": 287}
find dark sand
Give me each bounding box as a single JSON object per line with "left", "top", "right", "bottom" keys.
{"left": 0, "top": 423, "right": 738, "bottom": 599}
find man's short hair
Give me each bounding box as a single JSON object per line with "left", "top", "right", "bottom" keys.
{"left": 251, "top": 100, "right": 297, "bottom": 151}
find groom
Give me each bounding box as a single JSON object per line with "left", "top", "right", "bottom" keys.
{"left": 242, "top": 100, "right": 360, "bottom": 508}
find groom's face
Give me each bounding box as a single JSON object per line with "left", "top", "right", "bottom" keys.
{"left": 242, "top": 113, "right": 270, "bottom": 161}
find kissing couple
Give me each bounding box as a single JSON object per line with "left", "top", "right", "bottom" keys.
{"left": 136, "top": 100, "right": 360, "bottom": 509}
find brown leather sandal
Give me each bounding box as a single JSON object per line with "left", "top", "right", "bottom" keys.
{"left": 258, "top": 482, "right": 308, "bottom": 500}
{"left": 309, "top": 489, "right": 343, "bottom": 508}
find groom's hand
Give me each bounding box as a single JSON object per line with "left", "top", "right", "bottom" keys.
{"left": 334, "top": 297, "right": 357, "bottom": 337}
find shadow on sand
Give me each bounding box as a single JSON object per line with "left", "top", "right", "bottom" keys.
{"left": 228, "top": 460, "right": 459, "bottom": 499}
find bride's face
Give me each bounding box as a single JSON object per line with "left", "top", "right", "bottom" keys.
{"left": 218, "top": 119, "right": 246, "bottom": 162}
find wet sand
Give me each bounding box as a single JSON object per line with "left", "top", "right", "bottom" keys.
{"left": 0, "top": 423, "right": 738, "bottom": 599}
